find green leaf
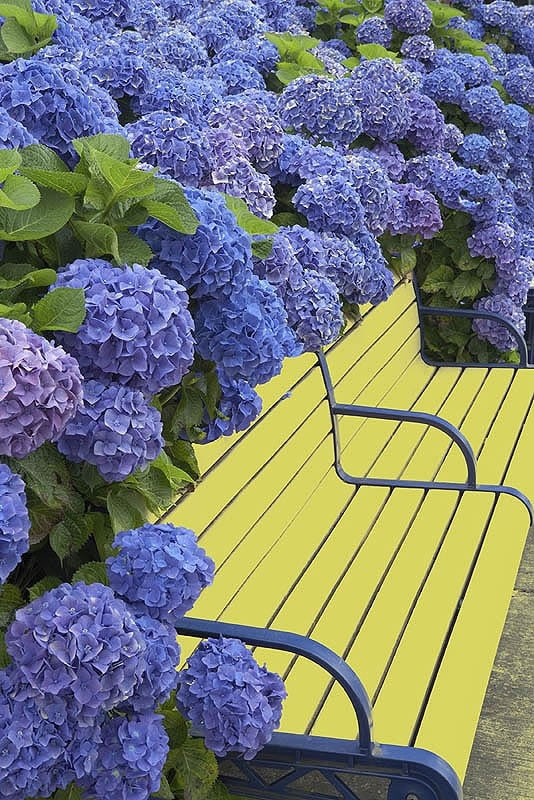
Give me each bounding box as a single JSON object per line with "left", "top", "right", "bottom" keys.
{"left": 86, "top": 512, "right": 116, "bottom": 560}
{"left": 448, "top": 272, "right": 482, "bottom": 302}
{"left": 146, "top": 179, "right": 199, "bottom": 234}
{"left": 117, "top": 230, "right": 153, "bottom": 266}
{"left": 357, "top": 43, "right": 399, "bottom": 60}
{"left": 0, "top": 3, "right": 34, "bottom": 32}
{"left": 339, "top": 12, "right": 365, "bottom": 26}
{"left": 426, "top": 0, "right": 464, "bottom": 26}
{"left": 32, "top": 287, "right": 86, "bottom": 333}
{"left": 276, "top": 64, "right": 304, "bottom": 85}
{"left": 94, "top": 149, "right": 155, "bottom": 202}
{"left": 361, "top": 0, "right": 383, "bottom": 12}
{"left": 71, "top": 219, "right": 120, "bottom": 262}
{"left": 107, "top": 486, "right": 148, "bottom": 533}
{"left": 342, "top": 56, "right": 360, "bottom": 70}
{"left": 153, "top": 775, "right": 174, "bottom": 800}
{"left": 19, "top": 166, "right": 87, "bottom": 196}
{"left": 0, "top": 301, "right": 31, "bottom": 325}
{"left": 20, "top": 143, "right": 69, "bottom": 172}
{"left": 0, "top": 187, "right": 74, "bottom": 240}
{"left": 171, "top": 738, "right": 218, "bottom": 800}
{"left": 251, "top": 238, "right": 274, "bottom": 259}
{"left": 421, "top": 264, "right": 455, "bottom": 293}
{"left": 162, "top": 709, "right": 188, "bottom": 748}
{"left": 28, "top": 576, "right": 62, "bottom": 602}
{"left": 72, "top": 562, "right": 109, "bottom": 586}
{"left": 0, "top": 148, "right": 21, "bottom": 181}
{"left": 8, "top": 443, "right": 83, "bottom": 513}
{"left": 1, "top": 16, "right": 35, "bottom": 52}
{"left": 265, "top": 31, "right": 320, "bottom": 58}
{"left": 206, "top": 781, "right": 233, "bottom": 800}
{"left": 0, "top": 638, "right": 11, "bottom": 669}
{"left": 49, "top": 515, "right": 91, "bottom": 564}
{"left": 0, "top": 174, "right": 40, "bottom": 210}
{"left": 73, "top": 133, "right": 131, "bottom": 162}
{"left": 165, "top": 440, "right": 200, "bottom": 481}
{"left": 224, "top": 195, "right": 278, "bottom": 234}
{"left": 0, "top": 583, "right": 23, "bottom": 620}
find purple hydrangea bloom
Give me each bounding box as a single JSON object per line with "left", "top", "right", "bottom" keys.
{"left": 53, "top": 260, "right": 194, "bottom": 397}
{"left": 401, "top": 35, "right": 435, "bottom": 61}
{"left": 204, "top": 158, "right": 276, "bottom": 219}
{"left": 388, "top": 183, "right": 443, "bottom": 239}
{"left": 384, "top": 0, "right": 432, "bottom": 34}
{"left": 281, "top": 267, "right": 343, "bottom": 352}
{"left": 56, "top": 380, "right": 164, "bottom": 483}
{"left": 107, "top": 523, "right": 214, "bottom": 624}
{"left": 356, "top": 17, "right": 393, "bottom": 47}
{"left": 265, "top": 133, "right": 312, "bottom": 186}
{"left": 404, "top": 152, "right": 456, "bottom": 191}
{"left": 346, "top": 154, "right": 394, "bottom": 236}
{"left": 371, "top": 143, "right": 406, "bottom": 181}
{"left": 406, "top": 92, "right": 447, "bottom": 152}
{"left": 0, "top": 60, "right": 121, "bottom": 161}
{"left": 6, "top": 583, "right": 147, "bottom": 717}
{"left": 208, "top": 97, "right": 283, "bottom": 169}
{"left": 460, "top": 86, "right": 506, "bottom": 128}
{"left": 293, "top": 175, "right": 367, "bottom": 239}
{"left": 207, "top": 59, "right": 266, "bottom": 95}
{"left": 281, "top": 225, "right": 329, "bottom": 274}
{"left": 442, "top": 123, "right": 464, "bottom": 153}
{"left": 473, "top": 293, "right": 526, "bottom": 352}
{"left": 252, "top": 231, "right": 301, "bottom": 286}
{"left": 348, "top": 231, "right": 394, "bottom": 305}
{"left": 128, "top": 615, "right": 181, "bottom": 712}
{"left": 279, "top": 75, "right": 363, "bottom": 146}
{"left": 319, "top": 233, "right": 366, "bottom": 297}
{"left": 0, "top": 107, "right": 36, "bottom": 148}
{"left": 72, "top": 0, "right": 134, "bottom": 26}
{"left": 194, "top": 275, "right": 301, "bottom": 387}
{"left": 81, "top": 35, "right": 151, "bottom": 100}
{"left": 432, "top": 164, "right": 503, "bottom": 223}
{"left": 139, "top": 188, "right": 252, "bottom": 300}
{"left": 311, "top": 44, "right": 348, "bottom": 79}
{"left": 144, "top": 25, "right": 209, "bottom": 72}
{"left": 126, "top": 112, "right": 211, "bottom": 186}
{"left": 0, "top": 318, "right": 83, "bottom": 459}
{"left": 197, "top": 0, "right": 265, "bottom": 39}
{"left": 467, "top": 223, "right": 521, "bottom": 267}
{"left": 0, "top": 465, "right": 30, "bottom": 584}
{"left": 503, "top": 65, "right": 534, "bottom": 107}
{"left": 458, "top": 134, "right": 492, "bottom": 168}
{"left": 216, "top": 34, "right": 279, "bottom": 74}
{"left": 421, "top": 68, "right": 466, "bottom": 104}
{"left": 177, "top": 637, "right": 286, "bottom": 759}
{"left": 84, "top": 712, "right": 168, "bottom": 800}
{"left": 197, "top": 373, "right": 262, "bottom": 443}
{"left": 205, "top": 127, "right": 250, "bottom": 170}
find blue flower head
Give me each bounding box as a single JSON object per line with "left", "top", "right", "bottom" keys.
{"left": 145, "top": 25, "right": 209, "bottom": 72}
{"left": 280, "top": 225, "right": 328, "bottom": 274}
{"left": 72, "top": 0, "right": 134, "bottom": 26}
{"left": 205, "top": 158, "right": 276, "bottom": 220}
{"left": 346, "top": 154, "right": 394, "bottom": 235}
{"left": 205, "top": 59, "right": 266, "bottom": 95}
{"left": 293, "top": 175, "right": 367, "bottom": 239}
{"left": 81, "top": 33, "right": 152, "bottom": 100}
{"left": 422, "top": 68, "right": 466, "bottom": 104}
{"left": 0, "top": 465, "right": 30, "bottom": 584}
{"left": 208, "top": 97, "right": 283, "bottom": 170}
{"left": 388, "top": 183, "right": 443, "bottom": 239}
{"left": 281, "top": 267, "right": 343, "bottom": 352}
{"left": 400, "top": 34, "right": 435, "bottom": 61}
{"left": 266, "top": 133, "right": 313, "bottom": 186}
{"left": 0, "top": 107, "right": 36, "bottom": 148}
{"left": 460, "top": 86, "right": 506, "bottom": 128}
{"left": 370, "top": 143, "right": 406, "bottom": 181}
{"left": 57, "top": 380, "right": 164, "bottom": 483}
{"left": 197, "top": 372, "right": 262, "bottom": 444}
{"left": 347, "top": 231, "right": 394, "bottom": 305}
{"left": 107, "top": 523, "right": 215, "bottom": 624}
{"left": 177, "top": 637, "right": 286, "bottom": 759}
{"left": 503, "top": 65, "right": 534, "bottom": 107}
{"left": 194, "top": 274, "right": 301, "bottom": 387}
{"left": 252, "top": 231, "right": 301, "bottom": 286}
{"left": 356, "top": 16, "right": 393, "bottom": 47}
{"left": 384, "top": 0, "right": 432, "bottom": 33}
{"left": 53, "top": 259, "right": 195, "bottom": 397}
{"left": 458, "top": 134, "right": 492, "bottom": 168}
{"left": 216, "top": 34, "right": 278, "bottom": 74}
{"left": 128, "top": 615, "right": 181, "bottom": 712}
{"left": 139, "top": 187, "right": 253, "bottom": 300}
{"left": 406, "top": 92, "right": 447, "bottom": 152}
{"left": 473, "top": 293, "right": 526, "bottom": 352}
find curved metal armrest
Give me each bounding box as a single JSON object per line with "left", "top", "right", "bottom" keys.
{"left": 176, "top": 616, "right": 374, "bottom": 754}
{"left": 419, "top": 304, "right": 528, "bottom": 366}
{"left": 331, "top": 402, "right": 477, "bottom": 488}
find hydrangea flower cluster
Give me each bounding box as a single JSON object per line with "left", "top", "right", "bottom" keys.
{"left": 0, "top": 465, "right": 30, "bottom": 584}
{"left": 107, "top": 523, "right": 215, "bottom": 623}
{"left": 281, "top": 268, "right": 344, "bottom": 352}
{"left": 177, "top": 637, "right": 286, "bottom": 759}
{"left": 0, "top": 318, "right": 83, "bottom": 459}
{"left": 198, "top": 373, "right": 263, "bottom": 443}
{"left": 53, "top": 259, "right": 195, "bottom": 397}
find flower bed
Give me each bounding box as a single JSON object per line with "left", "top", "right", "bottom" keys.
{"left": 0, "top": 0, "right": 532, "bottom": 798}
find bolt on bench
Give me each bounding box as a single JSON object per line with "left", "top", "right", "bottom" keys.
{"left": 164, "top": 279, "right": 534, "bottom": 800}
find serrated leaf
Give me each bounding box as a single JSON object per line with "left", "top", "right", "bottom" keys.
{"left": 0, "top": 301, "right": 31, "bottom": 325}
{"left": 162, "top": 709, "right": 188, "bottom": 747}
{"left": 86, "top": 512, "right": 116, "bottom": 560}
{"left": 72, "top": 562, "right": 109, "bottom": 586}
{"left": 20, "top": 143, "right": 69, "bottom": 172}
{"left": 153, "top": 775, "right": 174, "bottom": 800}
{"left": 165, "top": 440, "right": 200, "bottom": 481}
{"left": 1, "top": 16, "right": 34, "bottom": 52}
{"left": 171, "top": 738, "right": 218, "bottom": 800}
{"left": 86, "top": 147, "right": 155, "bottom": 203}
{"left": 32, "top": 287, "right": 86, "bottom": 333}
{"left": 357, "top": 43, "right": 399, "bottom": 61}
{"left": 28, "top": 576, "right": 62, "bottom": 602}
{"left": 73, "top": 133, "right": 131, "bottom": 162}
{"left": 224, "top": 195, "right": 278, "bottom": 234}
{"left": 339, "top": 13, "right": 365, "bottom": 26}
{"left": 426, "top": 0, "right": 464, "bottom": 26}
{"left": 71, "top": 220, "right": 120, "bottom": 262}
{"left": 421, "top": 264, "right": 455, "bottom": 293}
{"left": 117, "top": 230, "right": 153, "bottom": 266}
{"left": 251, "top": 238, "right": 274, "bottom": 259}
{"left": 206, "top": 781, "right": 233, "bottom": 800}
{"left": 0, "top": 4, "right": 34, "bottom": 32}
{"left": 0, "top": 638, "right": 10, "bottom": 668}
{"left": 0, "top": 583, "right": 23, "bottom": 616}
{"left": 145, "top": 180, "right": 198, "bottom": 234}
{"left": 0, "top": 148, "right": 21, "bottom": 181}
{"left": 107, "top": 486, "right": 147, "bottom": 534}
{"left": 0, "top": 187, "right": 74, "bottom": 240}
{"left": 265, "top": 31, "right": 320, "bottom": 57}
{"left": 448, "top": 272, "right": 482, "bottom": 302}
{"left": 19, "top": 166, "right": 87, "bottom": 196}
{"left": 7, "top": 443, "right": 83, "bottom": 513}
{"left": 50, "top": 515, "right": 91, "bottom": 564}
{"left": 0, "top": 174, "right": 40, "bottom": 210}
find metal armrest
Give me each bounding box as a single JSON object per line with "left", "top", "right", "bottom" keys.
{"left": 176, "top": 616, "right": 374, "bottom": 754}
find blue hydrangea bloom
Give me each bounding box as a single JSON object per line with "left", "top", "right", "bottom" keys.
{"left": 294, "top": 175, "right": 367, "bottom": 239}
{"left": 216, "top": 34, "right": 279, "bottom": 74}
{"left": 208, "top": 97, "right": 283, "bottom": 169}
{"left": 481, "top": 0, "right": 519, "bottom": 30}
{"left": 495, "top": 257, "right": 533, "bottom": 306}
{"left": 187, "top": 14, "right": 236, "bottom": 54}
{"left": 144, "top": 25, "right": 209, "bottom": 72}
{"left": 448, "top": 15, "right": 486, "bottom": 39}
{"left": 443, "top": 123, "right": 464, "bottom": 153}
{"left": 384, "top": 0, "right": 432, "bottom": 33}
{"left": 128, "top": 615, "right": 181, "bottom": 712}
{"left": 346, "top": 154, "right": 394, "bottom": 236}
{"left": 311, "top": 43, "right": 348, "bottom": 79}
{"left": 432, "top": 164, "right": 503, "bottom": 223}
{"left": 6, "top": 583, "right": 147, "bottom": 716}
{"left": 401, "top": 35, "right": 435, "bottom": 61}
{"left": 279, "top": 75, "right": 363, "bottom": 146}
{"left": 133, "top": 70, "right": 219, "bottom": 124}
{"left": 126, "top": 112, "right": 211, "bottom": 186}
{"left": 458, "top": 134, "right": 492, "bottom": 168}
{"left": 319, "top": 233, "right": 366, "bottom": 298}
{"left": 72, "top": 0, "right": 134, "bottom": 26}
{"left": 252, "top": 231, "right": 301, "bottom": 286}
{"left": 348, "top": 231, "right": 394, "bottom": 305}
{"left": 206, "top": 59, "right": 266, "bottom": 95}
{"left": 0, "top": 465, "right": 30, "bottom": 584}
{"left": 433, "top": 50, "right": 494, "bottom": 88}
{"left": 473, "top": 293, "right": 526, "bottom": 352}
{"left": 0, "top": 60, "right": 121, "bottom": 162}
{"left": 57, "top": 380, "right": 164, "bottom": 483}
{"left": 371, "top": 143, "right": 406, "bottom": 181}
{"left": 460, "top": 86, "right": 506, "bottom": 127}
{"left": 107, "top": 523, "right": 214, "bottom": 624}
{"left": 205, "top": 127, "right": 250, "bottom": 170}
{"left": 177, "top": 637, "right": 286, "bottom": 759}
{"left": 484, "top": 44, "right": 508, "bottom": 76}
{"left": 139, "top": 187, "right": 253, "bottom": 299}
{"left": 194, "top": 274, "right": 301, "bottom": 386}
{"left": 265, "top": 133, "right": 312, "bottom": 186}
{"left": 421, "top": 68, "right": 466, "bottom": 104}
{"left": 388, "top": 183, "right": 443, "bottom": 239}
{"left": 281, "top": 267, "right": 343, "bottom": 352}
{"left": 81, "top": 35, "right": 151, "bottom": 100}
{"left": 197, "top": 373, "right": 262, "bottom": 443}
{"left": 406, "top": 92, "right": 447, "bottom": 152}
{"left": 0, "top": 318, "right": 83, "bottom": 459}
{"left": 53, "top": 259, "right": 194, "bottom": 397}
{"left": 84, "top": 712, "right": 168, "bottom": 800}
{"left": 350, "top": 66, "right": 412, "bottom": 142}
{"left": 503, "top": 65, "right": 534, "bottom": 107}
{"left": 356, "top": 17, "right": 393, "bottom": 47}
{"left": 0, "top": 107, "right": 35, "bottom": 148}
{"left": 467, "top": 223, "right": 521, "bottom": 267}
{"left": 205, "top": 158, "right": 276, "bottom": 219}
{"left": 196, "top": 0, "right": 265, "bottom": 39}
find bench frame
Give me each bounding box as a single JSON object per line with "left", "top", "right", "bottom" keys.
{"left": 177, "top": 282, "right": 534, "bottom": 800}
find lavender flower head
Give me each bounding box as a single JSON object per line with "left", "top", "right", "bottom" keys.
{"left": 205, "top": 158, "right": 276, "bottom": 219}
{"left": 0, "top": 465, "right": 30, "bottom": 584}
{"left": 281, "top": 267, "right": 343, "bottom": 352}
{"left": 107, "top": 523, "right": 214, "bottom": 624}
{"left": 406, "top": 92, "right": 447, "bottom": 152}
{"left": 384, "top": 0, "right": 432, "bottom": 33}
{"left": 57, "top": 380, "right": 164, "bottom": 483}
{"left": 208, "top": 98, "right": 283, "bottom": 169}
{"left": 473, "top": 293, "right": 526, "bottom": 352}
{"left": 0, "top": 318, "right": 83, "bottom": 459}
{"left": 197, "top": 373, "right": 262, "bottom": 443}
{"left": 0, "top": 108, "right": 36, "bottom": 148}
{"left": 139, "top": 187, "right": 253, "bottom": 299}
{"left": 6, "top": 583, "right": 147, "bottom": 717}
{"left": 356, "top": 17, "right": 393, "bottom": 47}
{"left": 293, "top": 175, "right": 367, "bottom": 239}
{"left": 177, "top": 637, "right": 286, "bottom": 759}
{"left": 388, "top": 183, "right": 443, "bottom": 239}
{"left": 52, "top": 259, "right": 195, "bottom": 397}
{"left": 128, "top": 615, "right": 181, "bottom": 712}
{"left": 467, "top": 223, "right": 521, "bottom": 267}
{"left": 371, "top": 143, "right": 406, "bottom": 181}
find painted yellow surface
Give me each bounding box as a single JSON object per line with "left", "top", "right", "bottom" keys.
{"left": 169, "top": 281, "right": 533, "bottom": 784}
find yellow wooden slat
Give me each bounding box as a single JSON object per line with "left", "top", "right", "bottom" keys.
{"left": 414, "top": 494, "right": 531, "bottom": 781}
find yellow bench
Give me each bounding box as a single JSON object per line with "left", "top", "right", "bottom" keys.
{"left": 166, "top": 279, "right": 533, "bottom": 800}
